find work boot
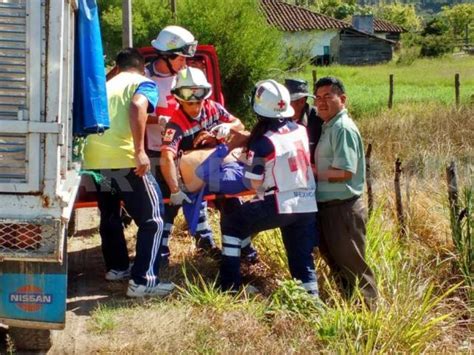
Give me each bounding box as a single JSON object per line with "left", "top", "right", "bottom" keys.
{"left": 241, "top": 245, "right": 259, "bottom": 264}
{"left": 195, "top": 236, "right": 221, "bottom": 260}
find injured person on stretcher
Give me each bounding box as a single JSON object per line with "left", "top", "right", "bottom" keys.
{"left": 177, "top": 129, "right": 254, "bottom": 234}
{"left": 179, "top": 129, "right": 252, "bottom": 195}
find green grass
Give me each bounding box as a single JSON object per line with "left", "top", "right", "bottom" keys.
{"left": 293, "top": 55, "right": 474, "bottom": 118}
{"left": 89, "top": 303, "right": 119, "bottom": 334}
{"left": 87, "top": 207, "right": 467, "bottom": 353}
{"left": 449, "top": 187, "right": 474, "bottom": 299}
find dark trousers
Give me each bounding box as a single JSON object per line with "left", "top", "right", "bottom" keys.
{"left": 220, "top": 194, "right": 318, "bottom": 293}
{"left": 317, "top": 197, "right": 378, "bottom": 303}
{"left": 94, "top": 169, "right": 164, "bottom": 287}
{"left": 149, "top": 152, "right": 215, "bottom": 255}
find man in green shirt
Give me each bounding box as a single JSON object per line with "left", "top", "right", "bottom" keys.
{"left": 313, "top": 77, "right": 377, "bottom": 305}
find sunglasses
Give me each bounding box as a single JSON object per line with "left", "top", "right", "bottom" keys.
{"left": 174, "top": 87, "right": 210, "bottom": 102}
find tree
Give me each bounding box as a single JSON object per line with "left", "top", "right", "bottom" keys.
{"left": 419, "top": 14, "right": 454, "bottom": 57}
{"left": 441, "top": 3, "right": 474, "bottom": 41}
{"left": 99, "top": 0, "right": 283, "bottom": 119}
{"left": 373, "top": 2, "right": 422, "bottom": 32}
{"left": 98, "top": 0, "right": 173, "bottom": 64}
{"left": 176, "top": 0, "right": 283, "bottom": 119}
{"left": 308, "top": 0, "right": 361, "bottom": 20}
{"left": 422, "top": 17, "right": 450, "bottom": 36}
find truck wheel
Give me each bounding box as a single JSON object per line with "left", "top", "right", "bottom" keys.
{"left": 8, "top": 327, "right": 52, "bottom": 351}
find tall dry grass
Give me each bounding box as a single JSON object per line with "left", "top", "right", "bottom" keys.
{"left": 81, "top": 91, "right": 474, "bottom": 352}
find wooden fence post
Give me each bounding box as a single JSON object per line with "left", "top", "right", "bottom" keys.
{"left": 365, "top": 143, "right": 373, "bottom": 217}
{"left": 312, "top": 69, "right": 317, "bottom": 105}
{"left": 312, "top": 69, "right": 317, "bottom": 93}
{"left": 446, "top": 160, "right": 459, "bottom": 222}
{"left": 394, "top": 158, "right": 405, "bottom": 236}
{"left": 388, "top": 74, "right": 394, "bottom": 109}
{"left": 455, "top": 73, "right": 460, "bottom": 108}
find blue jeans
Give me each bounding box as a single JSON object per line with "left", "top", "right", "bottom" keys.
{"left": 220, "top": 194, "right": 318, "bottom": 293}
{"left": 94, "top": 169, "right": 164, "bottom": 287}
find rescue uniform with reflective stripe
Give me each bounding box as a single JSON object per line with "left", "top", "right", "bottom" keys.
{"left": 161, "top": 99, "right": 236, "bottom": 154}
{"left": 219, "top": 120, "right": 319, "bottom": 294}
{"left": 159, "top": 99, "right": 236, "bottom": 253}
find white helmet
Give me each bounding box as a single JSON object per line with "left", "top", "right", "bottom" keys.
{"left": 253, "top": 79, "right": 294, "bottom": 118}
{"left": 151, "top": 25, "right": 197, "bottom": 57}
{"left": 172, "top": 67, "right": 212, "bottom": 102}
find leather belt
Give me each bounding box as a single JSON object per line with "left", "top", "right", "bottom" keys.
{"left": 318, "top": 195, "right": 360, "bottom": 208}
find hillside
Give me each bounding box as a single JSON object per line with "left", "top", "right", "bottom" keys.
{"left": 357, "top": 0, "right": 472, "bottom": 14}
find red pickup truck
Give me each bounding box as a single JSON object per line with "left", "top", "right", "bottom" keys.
{"left": 74, "top": 44, "right": 225, "bottom": 210}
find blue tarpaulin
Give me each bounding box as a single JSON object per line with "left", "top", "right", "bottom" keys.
{"left": 73, "top": 0, "right": 109, "bottom": 136}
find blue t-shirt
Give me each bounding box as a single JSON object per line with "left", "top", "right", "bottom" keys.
{"left": 195, "top": 144, "right": 248, "bottom": 194}
{"left": 135, "top": 81, "right": 158, "bottom": 113}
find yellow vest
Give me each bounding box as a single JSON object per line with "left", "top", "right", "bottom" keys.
{"left": 83, "top": 72, "right": 153, "bottom": 169}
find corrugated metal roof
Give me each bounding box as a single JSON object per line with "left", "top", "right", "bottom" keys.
{"left": 373, "top": 18, "right": 405, "bottom": 33}
{"left": 260, "top": 0, "right": 351, "bottom": 32}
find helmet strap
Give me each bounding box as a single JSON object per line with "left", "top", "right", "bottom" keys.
{"left": 164, "top": 57, "right": 176, "bottom": 75}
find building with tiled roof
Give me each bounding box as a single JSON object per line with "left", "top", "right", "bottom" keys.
{"left": 260, "top": 0, "right": 351, "bottom": 32}
{"left": 260, "top": 0, "right": 397, "bottom": 65}
{"left": 373, "top": 18, "right": 405, "bottom": 34}
{"left": 352, "top": 15, "right": 406, "bottom": 41}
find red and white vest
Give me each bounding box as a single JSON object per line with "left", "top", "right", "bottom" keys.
{"left": 263, "top": 125, "right": 317, "bottom": 214}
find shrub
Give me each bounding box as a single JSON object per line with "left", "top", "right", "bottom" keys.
{"left": 283, "top": 43, "right": 313, "bottom": 72}
{"left": 177, "top": 0, "right": 283, "bottom": 120}
{"left": 98, "top": 0, "right": 172, "bottom": 65}
{"left": 419, "top": 34, "right": 453, "bottom": 57}
{"left": 395, "top": 45, "right": 420, "bottom": 66}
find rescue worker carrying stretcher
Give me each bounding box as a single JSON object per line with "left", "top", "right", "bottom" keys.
{"left": 144, "top": 26, "right": 218, "bottom": 261}
{"left": 218, "top": 79, "right": 320, "bottom": 295}
{"left": 160, "top": 67, "right": 258, "bottom": 261}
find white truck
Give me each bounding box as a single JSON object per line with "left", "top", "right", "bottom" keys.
{"left": 0, "top": 0, "right": 84, "bottom": 350}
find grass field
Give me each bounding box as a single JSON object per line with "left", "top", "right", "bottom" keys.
{"left": 294, "top": 55, "right": 474, "bottom": 119}
{"left": 56, "top": 55, "right": 473, "bottom": 353}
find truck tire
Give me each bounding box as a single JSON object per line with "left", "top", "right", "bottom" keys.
{"left": 9, "top": 327, "right": 52, "bottom": 351}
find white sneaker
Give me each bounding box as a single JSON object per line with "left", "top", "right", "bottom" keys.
{"left": 126, "top": 279, "right": 175, "bottom": 298}
{"left": 105, "top": 268, "right": 131, "bottom": 281}
{"left": 242, "top": 284, "right": 259, "bottom": 295}
{"left": 229, "top": 284, "right": 259, "bottom": 296}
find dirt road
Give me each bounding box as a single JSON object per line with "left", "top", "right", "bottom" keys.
{"left": 1, "top": 208, "right": 123, "bottom": 354}
{"left": 49, "top": 208, "right": 126, "bottom": 354}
